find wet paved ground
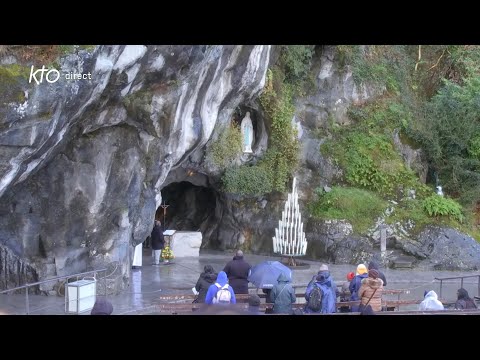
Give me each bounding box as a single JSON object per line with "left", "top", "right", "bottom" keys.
{"left": 1, "top": 248, "right": 479, "bottom": 315}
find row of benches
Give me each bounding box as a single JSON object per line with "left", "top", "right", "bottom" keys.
{"left": 159, "top": 287, "right": 408, "bottom": 301}
{"left": 147, "top": 299, "right": 465, "bottom": 314}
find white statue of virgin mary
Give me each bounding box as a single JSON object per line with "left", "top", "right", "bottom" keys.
{"left": 240, "top": 111, "right": 254, "bottom": 153}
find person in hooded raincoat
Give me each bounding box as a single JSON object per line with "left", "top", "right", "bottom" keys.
{"left": 304, "top": 264, "right": 337, "bottom": 314}
{"left": 419, "top": 290, "right": 444, "bottom": 311}
{"left": 270, "top": 272, "right": 296, "bottom": 314}
{"left": 204, "top": 271, "right": 237, "bottom": 305}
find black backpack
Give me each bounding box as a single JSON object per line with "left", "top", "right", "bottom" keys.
{"left": 307, "top": 284, "right": 323, "bottom": 312}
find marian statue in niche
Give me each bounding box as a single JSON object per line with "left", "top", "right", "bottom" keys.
{"left": 240, "top": 111, "right": 254, "bottom": 153}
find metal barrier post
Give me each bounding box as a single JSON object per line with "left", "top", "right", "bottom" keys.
{"left": 439, "top": 280, "right": 443, "bottom": 299}
{"left": 25, "top": 287, "right": 29, "bottom": 315}
{"left": 478, "top": 275, "right": 480, "bottom": 298}
{"left": 461, "top": 277, "right": 464, "bottom": 289}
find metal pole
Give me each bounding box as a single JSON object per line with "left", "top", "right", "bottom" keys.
{"left": 25, "top": 287, "right": 29, "bottom": 315}
{"left": 478, "top": 275, "right": 480, "bottom": 298}
{"left": 461, "top": 277, "right": 464, "bottom": 289}
{"left": 439, "top": 280, "right": 443, "bottom": 299}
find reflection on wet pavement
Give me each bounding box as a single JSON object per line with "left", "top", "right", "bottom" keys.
{"left": 1, "top": 248, "right": 479, "bottom": 314}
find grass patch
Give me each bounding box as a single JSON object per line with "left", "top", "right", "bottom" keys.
{"left": 308, "top": 186, "right": 388, "bottom": 234}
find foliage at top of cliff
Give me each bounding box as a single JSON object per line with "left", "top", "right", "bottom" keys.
{"left": 316, "top": 45, "right": 480, "bottom": 239}
{"left": 0, "top": 45, "right": 96, "bottom": 64}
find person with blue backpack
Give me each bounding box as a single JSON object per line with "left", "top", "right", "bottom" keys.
{"left": 205, "top": 271, "right": 237, "bottom": 305}
{"left": 304, "top": 264, "right": 337, "bottom": 314}
{"left": 349, "top": 264, "right": 369, "bottom": 312}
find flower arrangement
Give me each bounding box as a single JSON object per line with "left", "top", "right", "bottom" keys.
{"left": 161, "top": 246, "right": 174, "bottom": 260}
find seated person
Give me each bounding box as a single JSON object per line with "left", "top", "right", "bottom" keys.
{"left": 419, "top": 290, "right": 444, "bottom": 311}
{"left": 91, "top": 297, "right": 113, "bottom": 315}
{"left": 358, "top": 269, "right": 384, "bottom": 312}
{"left": 455, "top": 288, "right": 478, "bottom": 310}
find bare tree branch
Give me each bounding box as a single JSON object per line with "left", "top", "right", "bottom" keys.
{"left": 415, "top": 45, "right": 422, "bottom": 71}
{"left": 428, "top": 48, "right": 446, "bottom": 71}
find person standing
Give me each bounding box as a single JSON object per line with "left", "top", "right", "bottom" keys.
{"left": 223, "top": 250, "right": 251, "bottom": 294}
{"left": 368, "top": 261, "right": 387, "bottom": 287}
{"left": 151, "top": 220, "right": 165, "bottom": 266}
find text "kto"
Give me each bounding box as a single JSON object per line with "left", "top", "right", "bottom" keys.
{"left": 29, "top": 65, "right": 61, "bottom": 85}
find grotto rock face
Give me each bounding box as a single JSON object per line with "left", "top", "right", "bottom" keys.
{"left": 1, "top": 45, "right": 479, "bottom": 294}
{"left": 399, "top": 226, "right": 480, "bottom": 271}
{"left": 0, "top": 45, "right": 271, "bottom": 291}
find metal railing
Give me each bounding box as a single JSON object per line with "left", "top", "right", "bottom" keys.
{"left": 0, "top": 268, "right": 108, "bottom": 315}
{"left": 434, "top": 274, "right": 480, "bottom": 300}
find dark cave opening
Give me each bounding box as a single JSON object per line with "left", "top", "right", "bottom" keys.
{"left": 158, "top": 181, "right": 217, "bottom": 236}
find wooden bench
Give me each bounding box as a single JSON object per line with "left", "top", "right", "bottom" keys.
{"left": 154, "top": 298, "right": 444, "bottom": 314}
{"left": 159, "top": 287, "right": 409, "bottom": 303}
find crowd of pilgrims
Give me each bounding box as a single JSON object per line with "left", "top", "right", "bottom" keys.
{"left": 192, "top": 250, "right": 478, "bottom": 314}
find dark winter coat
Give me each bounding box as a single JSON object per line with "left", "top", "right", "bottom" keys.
{"left": 270, "top": 273, "right": 296, "bottom": 314}
{"left": 194, "top": 268, "right": 217, "bottom": 303}
{"left": 223, "top": 256, "right": 251, "bottom": 294}
{"left": 368, "top": 261, "right": 387, "bottom": 287}
{"left": 455, "top": 288, "right": 478, "bottom": 309}
{"left": 151, "top": 224, "right": 165, "bottom": 250}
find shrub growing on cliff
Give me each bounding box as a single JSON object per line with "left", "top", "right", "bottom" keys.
{"left": 280, "top": 45, "right": 315, "bottom": 85}
{"left": 223, "top": 166, "right": 272, "bottom": 196}
{"left": 209, "top": 123, "right": 242, "bottom": 167}
{"left": 322, "top": 129, "right": 431, "bottom": 199}
{"left": 222, "top": 68, "right": 301, "bottom": 196}
{"left": 423, "top": 195, "right": 464, "bottom": 222}
{"left": 259, "top": 69, "right": 300, "bottom": 192}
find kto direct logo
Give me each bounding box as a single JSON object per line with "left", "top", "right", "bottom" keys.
{"left": 29, "top": 65, "right": 92, "bottom": 85}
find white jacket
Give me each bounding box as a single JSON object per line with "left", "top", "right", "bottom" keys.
{"left": 419, "top": 290, "right": 444, "bottom": 311}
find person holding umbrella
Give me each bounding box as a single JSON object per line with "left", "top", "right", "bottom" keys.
{"left": 248, "top": 260, "right": 292, "bottom": 304}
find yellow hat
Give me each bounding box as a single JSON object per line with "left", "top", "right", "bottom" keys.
{"left": 356, "top": 264, "right": 367, "bottom": 275}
